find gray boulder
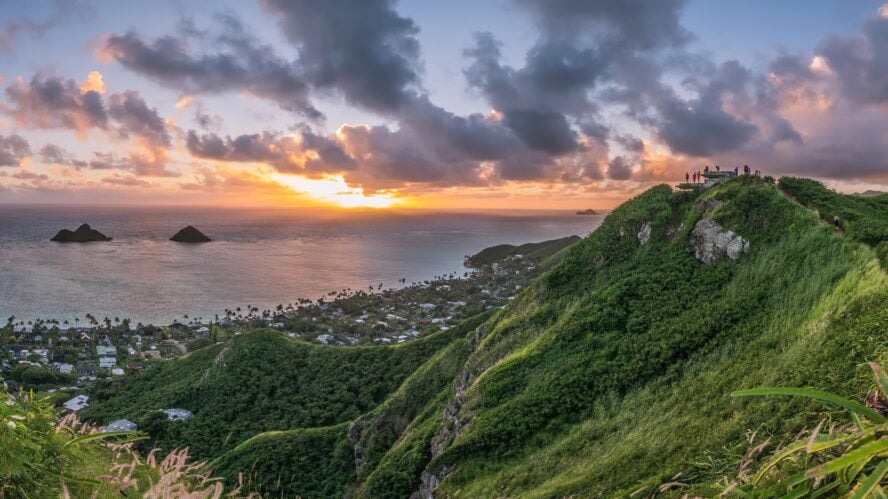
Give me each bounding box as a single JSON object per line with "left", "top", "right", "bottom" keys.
{"left": 688, "top": 219, "right": 750, "bottom": 263}
{"left": 637, "top": 222, "right": 652, "bottom": 245}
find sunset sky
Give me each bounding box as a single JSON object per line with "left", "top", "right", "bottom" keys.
{"left": 1, "top": 0, "right": 886, "bottom": 209}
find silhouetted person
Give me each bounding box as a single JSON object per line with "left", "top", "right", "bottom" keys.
{"left": 716, "top": 165, "right": 720, "bottom": 172}
{"left": 734, "top": 166, "right": 739, "bottom": 176}
{"left": 704, "top": 165, "right": 709, "bottom": 173}
{"left": 686, "top": 172, "right": 689, "bottom": 182}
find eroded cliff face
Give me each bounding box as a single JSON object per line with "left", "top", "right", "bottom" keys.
{"left": 688, "top": 218, "right": 750, "bottom": 263}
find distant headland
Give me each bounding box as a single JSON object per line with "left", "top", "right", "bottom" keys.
{"left": 575, "top": 208, "right": 599, "bottom": 215}
{"left": 170, "top": 226, "right": 212, "bottom": 243}
{"left": 50, "top": 224, "right": 112, "bottom": 243}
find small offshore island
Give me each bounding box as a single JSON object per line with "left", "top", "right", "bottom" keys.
{"left": 170, "top": 225, "right": 212, "bottom": 243}
{"left": 50, "top": 224, "right": 112, "bottom": 242}
{"left": 576, "top": 208, "right": 599, "bottom": 215}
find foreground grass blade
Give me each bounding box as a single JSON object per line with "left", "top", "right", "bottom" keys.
{"left": 871, "top": 362, "right": 888, "bottom": 399}
{"left": 850, "top": 460, "right": 888, "bottom": 499}
{"left": 732, "top": 387, "right": 887, "bottom": 423}
{"left": 807, "top": 438, "right": 888, "bottom": 478}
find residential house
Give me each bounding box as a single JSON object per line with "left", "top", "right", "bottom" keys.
{"left": 63, "top": 395, "right": 89, "bottom": 412}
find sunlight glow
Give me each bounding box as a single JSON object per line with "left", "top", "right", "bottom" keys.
{"left": 272, "top": 173, "right": 400, "bottom": 208}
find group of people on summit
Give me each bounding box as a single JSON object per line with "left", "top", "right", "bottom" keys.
{"left": 685, "top": 164, "right": 761, "bottom": 184}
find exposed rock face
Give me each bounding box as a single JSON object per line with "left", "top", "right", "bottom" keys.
{"left": 637, "top": 222, "right": 652, "bottom": 245}
{"left": 688, "top": 219, "right": 750, "bottom": 263}
{"left": 347, "top": 420, "right": 366, "bottom": 474}
{"left": 50, "top": 224, "right": 112, "bottom": 242}
{"left": 412, "top": 324, "right": 490, "bottom": 498}
{"left": 170, "top": 225, "right": 212, "bottom": 243}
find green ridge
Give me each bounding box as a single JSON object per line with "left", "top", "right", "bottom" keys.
{"left": 81, "top": 176, "right": 887, "bottom": 497}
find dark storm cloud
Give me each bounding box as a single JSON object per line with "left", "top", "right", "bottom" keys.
{"left": 606, "top": 155, "right": 633, "bottom": 180}
{"left": 514, "top": 0, "right": 690, "bottom": 50}
{"left": 0, "top": 134, "right": 31, "bottom": 167}
{"left": 261, "top": 0, "right": 422, "bottom": 113}
{"left": 108, "top": 91, "right": 171, "bottom": 147}
{"left": 817, "top": 15, "right": 888, "bottom": 105}
{"left": 4, "top": 75, "right": 108, "bottom": 131}
{"left": 100, "top": 21, "right": 320, "bottom": 119}
{"left": 502, "top": 110, "right": 578, "bottom": 155}
{"left": 185, "top": 129, "right": 356, "bottom": 173}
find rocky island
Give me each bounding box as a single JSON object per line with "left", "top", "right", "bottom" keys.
{"left": 170, "top": 225, "right": 212, "bottom": 243}
{"left": 575, "top": 208, "right": 598, "bottom": 215}
{"left": 50, "top": 224, "right": 112, "bottom": 242}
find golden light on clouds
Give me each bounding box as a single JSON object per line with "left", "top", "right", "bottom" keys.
{"left": 80, "top": 71, "right": 106, "bottom": 94}
{"left": 879, "top": 3, "right": 888, "bottom": 18}
{"left": 175, "top": 95, "right": 193, "bottom": 109}
{"left": 272, "top": 173, "right": 401, "bottom": 208}
{"left": 809, "top": 55, "right": 832, "bottom": 75}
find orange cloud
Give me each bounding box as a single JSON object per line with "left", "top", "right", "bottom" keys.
{"left": 80, "top": 71, "right": 106, "bottom": 94}
{"left": 175, "top": 95, "right": 192, "bottom": 109}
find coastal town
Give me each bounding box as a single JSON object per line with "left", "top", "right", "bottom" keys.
{"left": 0, "top": 236, "right": 580, "bottom": 427}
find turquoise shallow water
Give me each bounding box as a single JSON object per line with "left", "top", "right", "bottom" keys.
{"left": 0, "top": 205, "right": 601, "bottom": 324}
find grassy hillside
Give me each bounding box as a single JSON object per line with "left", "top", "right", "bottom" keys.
{"left": 82, "top": 176, "right": 887, "bottom": 497}
{"left": 779, "top": 176, "right": 888, "bottom": 268}
{"left": 465, "top": 235, "right": 582, "bottom": 268}
{"left": 81, "top": 325, "right": 468, "bottom": 459}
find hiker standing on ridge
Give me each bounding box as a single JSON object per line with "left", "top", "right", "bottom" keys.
{"left": 686, "top": 172, "right": 689, "bottom": 182}
{"left": 704, "top": 165, "right": 709, "bottom": 173}
{"left": 716, "top": 165, "right": 720, "bottom": 172}
{"left": 734, "top": 166, "right": 739, "bottom": 176}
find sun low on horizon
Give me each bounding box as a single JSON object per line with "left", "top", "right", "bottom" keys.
{"left": 0, "top": 1, "right": 887, "bottom": 208}
{"left": 271, "top": 173, "right": 402, "bottom": 208}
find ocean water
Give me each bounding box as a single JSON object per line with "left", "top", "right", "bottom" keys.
{"left": 0, "top": 205, "right": 602, "bottom": 325}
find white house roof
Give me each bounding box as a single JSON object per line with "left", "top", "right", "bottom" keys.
{"left": 105, "top": 419, "right": 137, "bottom": 432}
{"left": 162, "top": 408, "right": 193, "bottom": 420}
{"left": 63, "top": 395, "right": 89, "bottom": 412}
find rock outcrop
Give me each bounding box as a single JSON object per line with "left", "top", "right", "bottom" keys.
{"left": 50, "top": 224, "right": 112, "bottom": 242}
{"left": 637, "top": 222, "right": 652, "bottom": 245}
{"left": 170, "top": 225, "right": 212, "bottom": 243}
{"left": 688, "top": 219, "right": 750, "bottom": 263}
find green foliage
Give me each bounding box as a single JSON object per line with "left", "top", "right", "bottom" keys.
{"left": 779, "top": 176, "right": 888, "bottom": 268}
{"left": 83, "top": 327, "right": 461, "bottom": 459}
{"left": 186, "top": 337, "right": 214, "bottom": 352}
{"left": 466, "top": 235, "right": 582, "bottom": 267}
{"left": 0, "top": 391, "right": 136, "bottom": 497}
{"left": 76, "top": 176, "right": 888, "bottom": 497}
{"left": 8, "top": 364, "right": 72, "bottom": 389}
{"left": 720, "top": 363, "right": 888, "bottom": 496}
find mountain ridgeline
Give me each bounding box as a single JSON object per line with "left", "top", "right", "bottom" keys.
{"left": 82, "top": 176, "right": 888, "bottom": 497}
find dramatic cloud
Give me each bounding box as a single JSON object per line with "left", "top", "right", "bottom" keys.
{"left": 98, "top": 16, "right": 320, "bottom": 119}
{"left": 186, "top": 129, "right": 356, "bottom": 173}
{"left": 4, "top": 75, "right": 108, "bottom": 134}
{"left": 108, "top": 91, "right": 171, "bottom": 148}
{"left": 261, "top": 0, "right": 421, "bottom": 113}
{"left": 3, "top": 74, "right": 176, "bottom": 176}
{"left": 0, "top": 134, "right": 31, "bottom": 167}
{"left": 817, "top": 14, "right": 888, "bottom": 105}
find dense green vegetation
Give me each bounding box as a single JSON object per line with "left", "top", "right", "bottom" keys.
{"left": 82, "top": 325, "right": 468, "bottom": 459}
{"left": 780, "top": 176, "right": 888, "bottom": 268}
{"left": 465, "top": 235, "right": 581, "bottom": 267}
{"left": 80, "top": 176, "right": 887, "bottom": 497}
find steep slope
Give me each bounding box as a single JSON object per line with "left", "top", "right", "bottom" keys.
{"left": 81, "top": 325, "right": 468, "bottom": 459}
{"left": 82, "top": 176, "right": 887, "bottom": 497}
{"left": 415, "top": 176, "right": 887, "bottom": 497}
